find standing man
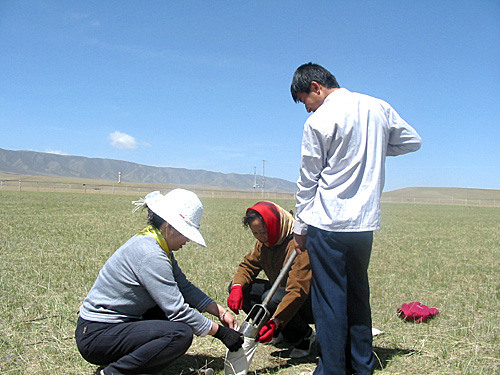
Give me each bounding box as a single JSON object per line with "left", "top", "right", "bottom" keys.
{"left": 291, "top": 63, "right": 421, "bottom": 375}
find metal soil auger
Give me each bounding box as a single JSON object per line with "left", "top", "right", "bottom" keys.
{"left": 224, "top": 250, "right": 298, "bottom": 375}
{"left": 238, "top": 250, "right": 298, "bottom": 338}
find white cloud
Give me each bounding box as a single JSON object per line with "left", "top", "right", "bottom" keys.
{"left": 109, "top": 131, "right": 138, "bottom": 150}
{"left": 45, "top": 148, "right": 69, "bottom": 155}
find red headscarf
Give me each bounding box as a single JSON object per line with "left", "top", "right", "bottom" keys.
{"left": 246, "top": 201, "right": 292, "bottom": 247}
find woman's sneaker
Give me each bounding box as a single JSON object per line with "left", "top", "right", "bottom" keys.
{"left": 270, "top": 332, "right": 284, "bottom": 345}
{"left": 289, "top": 329, "right": 316, "bottom": 358}
{"left": 263, "top": 331, "right": 284, "bottom": 346}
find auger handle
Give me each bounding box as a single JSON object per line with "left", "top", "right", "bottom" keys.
{"left": 261, "top": 250, "right": 298, "bottom": 307}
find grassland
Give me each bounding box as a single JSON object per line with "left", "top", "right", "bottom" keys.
{"left": 0, "top": 191, "right": 498, "bottom": 374}
{"left": 381, "top": 187, "right": 500, "bottom": 207}
{"left": 2, "top": 172, "right": 499, "bottom": 207}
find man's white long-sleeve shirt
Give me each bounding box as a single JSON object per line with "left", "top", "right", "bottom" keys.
{"left": 294, "top": 88, "right": 422, "bottom": 234}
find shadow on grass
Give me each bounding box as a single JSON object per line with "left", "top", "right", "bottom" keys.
{"left": 267, "top": 345, "right": 415, "bottom": 373}
{"left": 157, "top": 347, "right": 319, "bottom": 375}
{"left": 160, "top": 354, "right": 226, "bottom": 375}
{"left": 101, "top": 346, "right": 413, "bottom": 375}
{"left": 373, "top": 346, "right": 415, "bottom": 371}
{"left": 265, "top": 346, "right": 319, "bottom": 372}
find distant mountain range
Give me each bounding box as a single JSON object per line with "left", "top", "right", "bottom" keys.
{"left": 0, "top": 148, "right": 296, "bottom": 193}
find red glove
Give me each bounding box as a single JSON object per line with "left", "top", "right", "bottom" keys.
{"left": 397, "top": 302, "right": 439, "bottom": 323}
{"left": 256, "top": 319, "right": 277, "bottom": 343}
{"left": 227, "top": 285, "right": 243, "bottom": 314}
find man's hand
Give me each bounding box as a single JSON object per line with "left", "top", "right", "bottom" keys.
{"left": 227, "top": 284, "right": 244, "bottom": 314}
{"left": 294, "top": 233, "right": 307, "bottom": 254}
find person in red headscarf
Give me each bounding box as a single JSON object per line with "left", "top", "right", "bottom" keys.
{"left": 227, "top": 201, "right": 315, "bottom": 358}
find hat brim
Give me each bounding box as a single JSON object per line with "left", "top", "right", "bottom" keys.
{"left": 146, "top": 199, "right": 206, "bottom": 247}
{"left": 161, "top": 210, "right": 206, "bottom": 247}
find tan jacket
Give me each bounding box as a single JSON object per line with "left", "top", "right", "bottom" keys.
{"left": 232, "top": 236, "right": 311, "bottom": 328}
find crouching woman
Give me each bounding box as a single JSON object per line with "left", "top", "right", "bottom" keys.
{"left": 75, "top": 189, "right": 243, "bottom": 375}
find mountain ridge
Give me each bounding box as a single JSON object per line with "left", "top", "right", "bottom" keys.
{"left": 0, "top": 148, "right": 296, "bottom": 193}
{"left": 2, "top": 148, "right": 497, "bottom": 199}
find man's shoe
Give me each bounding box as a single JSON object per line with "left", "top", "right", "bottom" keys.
{"left": 289, "top": 329, "right": 316, "bottom": 358}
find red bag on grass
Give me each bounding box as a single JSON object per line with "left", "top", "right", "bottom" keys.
{"left": 397, "top": 302, "right": 439, "bottom": 323}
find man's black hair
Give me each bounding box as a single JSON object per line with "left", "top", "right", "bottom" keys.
{"left": 291, "top": 62, "right": 340, "bottom": 102}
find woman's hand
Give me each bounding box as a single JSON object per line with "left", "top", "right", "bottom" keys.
{"left": 256, "top": 318, "right": 278, "bottom": 343}
{"left": 220, "top": 309, "right": 238, "bottom": 329}
{"left": 214, "top": 325, "right": 244, "bottom": 352}
{"left": 206, "top": 302, "right": 238, "bottom": 329}
{"left": 227, "top": 284, "right": 244, "bottom": 314}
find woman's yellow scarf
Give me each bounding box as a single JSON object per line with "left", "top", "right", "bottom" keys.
{"left": 137, "top": 225, "right": 172, "bottom": 262}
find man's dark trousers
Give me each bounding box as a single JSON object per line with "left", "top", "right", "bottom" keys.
{"left": 307, "top": 226, "right": 375, "bottom": 375}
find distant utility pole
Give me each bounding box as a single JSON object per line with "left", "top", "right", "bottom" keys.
{"left": 253, "top": 166, "right": 257, "bottom": 197}
{"left": 261, "top": 160, "right": 267, "bottom": 197}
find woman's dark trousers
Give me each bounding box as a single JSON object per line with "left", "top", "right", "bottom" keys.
{"left": 75, "top": 307, "right": 192, "bottom": 375}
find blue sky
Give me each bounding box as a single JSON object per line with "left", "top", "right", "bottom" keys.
{"left": 1, "top": 1, "right": 499, "bottom": 191}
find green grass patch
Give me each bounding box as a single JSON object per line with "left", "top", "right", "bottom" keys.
{"left": 0, "top": 191, "right": 498, "bottom": 374}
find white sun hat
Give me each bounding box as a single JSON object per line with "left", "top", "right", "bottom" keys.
{"left": 133, "top": 189, "right": 206, "bottom": 247}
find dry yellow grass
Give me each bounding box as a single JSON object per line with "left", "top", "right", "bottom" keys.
{"left": 0, "top": 191, "right": 498, "bottom": 374}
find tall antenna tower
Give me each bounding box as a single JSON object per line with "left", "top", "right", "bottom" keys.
{"left": 253, "top": 166, "right": 257, "bottom": 197}
{"left": 261, "top": 160, "right": 267, "bottom": 197}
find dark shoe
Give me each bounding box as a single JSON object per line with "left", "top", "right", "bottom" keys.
{"left": 289, "top": 329, "right": 316, "bottom": 358}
